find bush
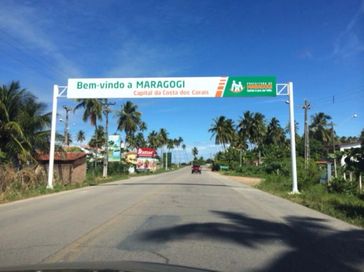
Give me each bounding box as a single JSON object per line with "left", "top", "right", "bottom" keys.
{"left": 296, "top": 158, "right": 321, "bottom": 189}
{"left": 236, "top": 164, "right": 265, "bottom": 176}
{"left": 107, "top": 162, "right": 129, "bottom": 175}
{"left": 264, "top": 158, "right": 290, "bottom": 176}
{"left": 0, "top": 164, "right": 46, "bottom": 193}
{"left": 211, "top": 163, "right": 220, "bottom": 171}
{"left": 257, "top": 174, "right": 291, "bottom": 193}
{"left": 328, "top": 177, "right": 358, "bottom": 195}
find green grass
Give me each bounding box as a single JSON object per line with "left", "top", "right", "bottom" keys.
{"left": 257, "top": 176, "right": 364, "bottom": 228}
{"left": 223, "top": 170, "right": 265, "bottom": 178}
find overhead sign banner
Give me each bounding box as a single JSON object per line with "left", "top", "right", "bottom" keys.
{"left": 67, "top": 76, "right": 276, "bottom": 99}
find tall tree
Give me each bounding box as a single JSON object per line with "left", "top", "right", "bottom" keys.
{"left": 309, "top": 112, "right": 333, "bottom": 144}
{"left": 158, "top": 128, "right": 169, "bottom": 147}
{"left": 116, "top": 101, "right": 142, "bottom": 147}
{"left": 77, "top": 130, "right": 86, "bottom": 144}
{"left": 74, "top": 99, "right": 103, "bottom": 168}
{"left": 0, "top": 81, "right": 49, "bottom": 164}
{"left": 208, "top": 116, "right": 235, "bottom": 149}
{"left": 74, "top": 99, "right": 103, "bottom": 129}
{"left": 147, "top": 130, "right": 160, "bottom": 149}
{"left": 181, "top": 144, "right": 187, "bottom": 159}
{"left": 238, "top": 111, "right": 266, "bottom": 164}
{"left": 134, "top": 132, "right": 147, "bottom": 148}
{"left": 88, "top": 126, "right": 106, "bottom": 149}
{"left": 18, "top": 95, "right": 51, "bottom": 154}
{"left": 157, "top": 128, "right": 169, "bottom": 168}
{"left": 265, "top": 117, "right": 285, "bottom": 146}
{"left": 237, "top": 111, "right": 254, "bottom": 143}
{"left": 139, "top": 121, "right": 147, "bottom": 132}
{"left": 192, "top": 147, "right": 199, "bottom": 159}
{"left": 174, "top": 137, "right": 183, "bottom": 149}
{"left": 167, "top": 139, "right": 175, "bottom": 151}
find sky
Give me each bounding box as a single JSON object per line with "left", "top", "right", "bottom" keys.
{"left": 0, "top": 0, "right": 363, "bottom": 161}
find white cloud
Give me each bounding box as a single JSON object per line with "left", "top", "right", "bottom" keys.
{"left": 0, "top": 2, "right": 81, "bottom": 80}
{"left": 332, "top": 1, "right": 364, "bottom": 58}
{"left": 298, "top": 49, "right": 313, "bottom": 59}
{"left": 105, "top": 40, "right": 189, "bottom": 77}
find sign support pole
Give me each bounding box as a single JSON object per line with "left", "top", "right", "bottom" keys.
{"left": 47, "top": 85, "right": 58, "bottom": 189}
{"left": 288, "top": 82, "right": 299, "bottom": 193}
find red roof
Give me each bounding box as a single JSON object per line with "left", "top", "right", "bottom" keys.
{"left": 36, "top": 152, "right": 86, "bottom": 161}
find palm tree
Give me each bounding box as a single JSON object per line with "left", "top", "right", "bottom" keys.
{"left": 251, "top": 112, "right": 266, "bottom": 164}
{"left": 237, "top": 111, "right": 254, "bottom": 142}
{"left": 0, "top": 81, "right": 42, "bottom": 164}
{"left": 88, "top": 126, "right": 106, "bottom": 149}
{"left": 238, "top": 111, "right": 266, "bottom": 164}
{"left": 156, "top": 128, "right": 169, "bottom": 168}
{"left": 309, "top": 112, "right": 332, "bottom": 144}
{"left": 158, "top": 128, "right": 169, "bottom": 146}
{"left": 116, "top": 101, "right": 142, "bottom": 148}
{"left": 74, "top": 99, "right": 103, "bottom": 171}
{"left": 173, "top": 137, "right": 183, "bottom": 165}
{"left": 134, "top": 132, "right": 147, "bottom": 147}
{"left": 192, "top": 147, "right": 199, "bottom": 159}
{"left": 139, "top": 121, "right": 147, "bottom": 132}
{"left": 74, "top": 99, "right": 103, "bottom": 129}
{"left": 18, "top": 95, "right": 51, "bottom": 155}
{"left": 208, "top": 116, "right": 235, "bottom": 149}
{"left": 147, "top": 130, "right": 160, "bottom": 149}
{"left": 77, "top": 130, "right": 85, "bottom": 145}
{"left": 265, "top": 117, "right": 285, "bottom": 146}
{"left": 182, "top": 143, "right": 187, "bottom": 163}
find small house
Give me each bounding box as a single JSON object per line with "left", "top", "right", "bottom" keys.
{"left": 36, "top": 152, "right": 87, "bottom": 185}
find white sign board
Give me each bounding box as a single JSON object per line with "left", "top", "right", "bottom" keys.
{"left": 67, "top": 76, "right": 276, "bottom": 99}
{"left": 68, "top": 77, "right": 222, "bottom": 99}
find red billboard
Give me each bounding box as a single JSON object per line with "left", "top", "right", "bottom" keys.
{"left": 137, "top": 148, "right": 157, "bottom": 158}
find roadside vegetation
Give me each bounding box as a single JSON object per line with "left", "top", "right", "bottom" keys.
{"left": 208, "top": 111, "right": 364, "bottom": 227}
{"left": 0, "top": 81, "right": 185, "bottom": 203}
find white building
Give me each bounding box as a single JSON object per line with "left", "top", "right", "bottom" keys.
{"left": 339, "top": 142, "right": 362, "bottom": 166}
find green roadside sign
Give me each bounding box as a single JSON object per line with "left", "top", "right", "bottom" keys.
{"left": 222, "top": 76, "right": 276, "bottom": 97}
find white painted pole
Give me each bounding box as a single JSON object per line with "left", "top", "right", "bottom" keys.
{"left": 288, "top": 82, "right": 299, "bottom": 193}
{"left": 47, "top": 85, "right": 59, "bottom": 189}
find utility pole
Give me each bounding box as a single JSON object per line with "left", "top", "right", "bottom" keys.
{"left": 302, "top": 100, "right": 311, "bottom": 168}
{"left": 63, "top": 106, "right": 72, "bottom": 146}
{"left": 102, "top": 100, "right": 115, "bottom": 178}
{"left": 331, "top": 121, "right": 337, "bottom": 178}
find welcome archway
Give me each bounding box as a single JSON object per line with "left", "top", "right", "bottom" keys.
{"left": 48, "top": 76, "right": 299, "bottom": 193}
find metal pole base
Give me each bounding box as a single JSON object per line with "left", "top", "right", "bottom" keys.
{"left": 289, "top": 190, "right": 300, "bottom": 195}
{"left": 46, "top": 185, "right": 54, "bottom": 190}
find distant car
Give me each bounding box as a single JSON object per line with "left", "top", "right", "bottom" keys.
{"left": 191, "top": 165, "right": 201, "bottom": 174}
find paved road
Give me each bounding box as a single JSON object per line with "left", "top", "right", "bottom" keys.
{"left": 1, "top": 167, "right": 364, "bottom": 271}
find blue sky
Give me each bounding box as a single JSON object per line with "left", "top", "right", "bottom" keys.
{"left": 0, "top": 0, "right": 363, "bottom": 160}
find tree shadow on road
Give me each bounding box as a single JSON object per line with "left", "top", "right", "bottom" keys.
{"left": 138, "top": 210, "right": 364, "bottom": 272}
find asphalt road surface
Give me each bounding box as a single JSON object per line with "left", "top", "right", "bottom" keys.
{"left": 1, "top": 167, "right": 364, "bottom": 271}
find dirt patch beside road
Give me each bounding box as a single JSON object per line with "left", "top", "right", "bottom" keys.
{"left": 225, "top": 175, "right": 263, "bottom": 186}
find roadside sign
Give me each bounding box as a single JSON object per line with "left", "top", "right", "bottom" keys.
{"left": 108, "top": 135, "right": 121, "bottom": 162}
{"left": 67, "top": 76, "right": 276, "bottom": 99}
